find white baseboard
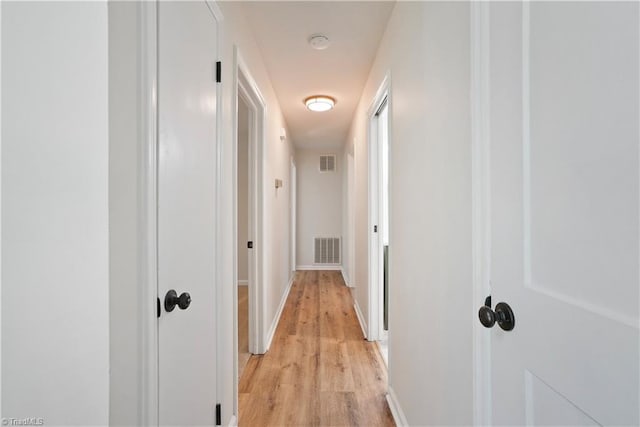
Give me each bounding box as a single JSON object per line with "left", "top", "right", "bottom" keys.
{"left": 227, "top": 415, "right": 237, "bottom": 427}
{"left": 353, "top": 300, "right": 368, "bottom": 340}
{"left": 296, "top": 264, "right": 342, "bottom": 271}
{"left": 340, "top": 268, "right": 351, "bottom": 287}
{"left": 386, "top": 386, "right": 409, "bottom": 427}
{"left": 237, "top": 280, "right": 248, "bottom": 286}
{"left": 264, "top": 274, "right": 294, "bottom": 351}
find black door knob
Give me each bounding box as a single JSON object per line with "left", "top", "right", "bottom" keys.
{"left": 479, "top": 305, "right": 496, "bottom": 328}
{"left": 478, "top": 298, "right": 515, "bottom": 331}
{"left": 165, "top": 289, "right": 192, "bottom": 312}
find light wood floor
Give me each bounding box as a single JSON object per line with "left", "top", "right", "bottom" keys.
{"left": 238, "top": 285, "right": 251, "bottom": 378}
{"left": 239, "top": 271, "right": 394, "bottom": 427}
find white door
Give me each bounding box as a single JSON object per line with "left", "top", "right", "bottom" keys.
{"left": 485, "top": 2, "right": 639, "bottom": 425}
{"left": 158, "top": 2, "right": 219, "bottom": 425}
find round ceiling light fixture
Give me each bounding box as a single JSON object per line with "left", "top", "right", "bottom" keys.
{"left": 304, "top": 95, "right": 336, "bottom": 112}
{"left": 308, "top": 34, "right": 331, "bottom": 50}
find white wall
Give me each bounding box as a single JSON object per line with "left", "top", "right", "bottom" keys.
{"left": 2, "top": 2, "right": 110, "bottom": 424}
{"left": 345, "top": 2, "right": 473, "bottom": 424}
{"left": 217, "top": 2, "right": 295, "bottom": 423}
{"left": 237, "top": 97, "right": 249, "bottom": 283}
{"left": 295, "top": 149, "right": 343, "bottom": 267}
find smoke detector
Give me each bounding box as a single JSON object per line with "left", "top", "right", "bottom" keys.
{"left": 308, "top": 34, "right": 330, "bottom": 50}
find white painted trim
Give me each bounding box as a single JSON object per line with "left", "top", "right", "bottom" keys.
{"left": 138, "top": 2, "right": 159, "bottom": 424}
{"left": 346, "top": 151, "right": 356, "bottom": 292}
{"left": 637, "top": 3, "right": 640, "bottom": 414}
{"left": 367, "top": 72, "right": 391, "bottom": 342}
{"left": 296, "top": 265, "right": 342, "bottom": 271}
{"left": 264, "top": 274, "right": 295, "bottom": 351}
{"left": 386, "top": 387, "right": 409, "bottom": 427}
{"left": 0, "top": 1, "right": 3, "bottom": 417}
{"left": 340, "top": 268, "right": 351, "bottom": 287}
{"left": 353, "top": 301, "right": 368, "bottom": 340}
{"left": 227, "top": 415, "right": 238, "bottom": 427}
{"left": 237, "top": 280, "right": 248, "bottom": 286}
{"left": 0, "top": 2, "right": 4, "bottom": 417}
{"left": 212, "top": 1, "right": 224, "bottom": 422}
{"left": 204, "top": 0, "right": 224, "bottom": 23}
{"left": 231, "top": 49, "right": 241, "bottom": 422}
{"left": 470, "top": 2, "right": 492, "bottom": 426}
{"left": 290, "top": 158, "right": 297, "bottom": 273}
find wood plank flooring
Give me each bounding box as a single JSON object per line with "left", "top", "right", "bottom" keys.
{"left": 239, "top": 271, "right": 394, "bottom": 427}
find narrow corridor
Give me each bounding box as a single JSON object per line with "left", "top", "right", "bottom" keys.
{"left": 239, "top": 271, "right": 394, "bottom": 426}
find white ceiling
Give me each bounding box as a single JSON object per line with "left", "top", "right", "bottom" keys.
{"left": 242, "top": 1, "right": 395, "bottom": 150}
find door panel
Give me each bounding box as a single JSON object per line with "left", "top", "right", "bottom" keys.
{"left": 528, "top": 2, "right": 638, "bottom": 320}
{"left": 488, "top": 2, "right": 639, "bottom": 425}
{"left": 525, "top": 371, "right": 598, "bottom": 427}
{"left": 158, "top": 2, "right": 218, "bottom": 425}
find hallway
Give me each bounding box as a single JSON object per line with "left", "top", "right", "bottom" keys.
{"left": 239, "top": 271, "right": 394, "bottom": 426}
{"left": 3, "top": 1, "right": 639, "bottom": 425}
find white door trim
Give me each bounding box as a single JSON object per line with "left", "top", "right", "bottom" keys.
{"left": 138, "top": 2, "right": 159, "bottom": 424}
{"left": 0, "top": 2, "right": 4, "bottom": 418}
{"left": 204, "top": 0, "right": 223, "bottom": 22}
{"left": 470, "top": 2, "right": 492, "bottom": 425}
{"left": 209, "top": 1, "right": 224, "bottom": 422}
{"left": 290, "top": 157, "right": 297, "bottom": 273}
{"left": 232, "top": 46, "right": 267, "bottom": 417}
{"left": 347, "top": 152, "right": 356, "bottom": 288}
{"left": 367, "top": 73, "right": 391, "bottom": 342}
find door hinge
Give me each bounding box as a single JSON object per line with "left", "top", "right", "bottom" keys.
{"left": 215, "top": 403, "right": 221, "bottom": 426}
{"left": 157, "top": 297, "right": 161, "bottom": 318}
{"left": 248, "top": 241, "right": 253, "bottom": 249}
{"left": 373, "top": 225, "right": 378, "bottom": 233}
{"left": 216, "top": 61, "right": 221, "bottom": 83}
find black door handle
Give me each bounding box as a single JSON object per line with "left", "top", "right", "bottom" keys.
{"left": 165, "top": 289, "right": 192, "bottom": 312}
{"left": 478, "top": 297, "right": 515, "bottom": 331}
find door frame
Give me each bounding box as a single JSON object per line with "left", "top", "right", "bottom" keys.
{"left": 346, "top": 151, "right": 356, "bottom": 287}
{"left": 138, "top": 1, "right": 159, "bottom": 423}
{"left": 367, "top": 73, "right": 391, "bottom": 342}
{"left": 470, "top": 2, "right": 493, "bottom": 425}
{"left": 290, "top": 157, "right": 297, "bottom": 273}
{"left": 137, "top": 1, "right": 224, "bottom": 424}
{"left": 231, "top": 46, "right": 267, "bottom": 416}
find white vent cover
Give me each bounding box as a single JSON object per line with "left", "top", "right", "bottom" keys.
{"left": 319, "top": 155, "right": 336, "bottom": 172}
{"left": 314, "top": 237, "right": 341, "bottom": 264}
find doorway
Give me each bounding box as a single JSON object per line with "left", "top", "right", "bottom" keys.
{"left": 232, "top": 48, "right": 266, "bottom": 420}
{"left": 368, "top": 76, "right": 391, "bottom": 363}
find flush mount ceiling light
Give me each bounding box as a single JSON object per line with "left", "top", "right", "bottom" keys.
{"left": 308, "top": 34, "right": 330, "bottom": 50}
{"left": 304, "top": 95, "right": 335, "bottom": 112}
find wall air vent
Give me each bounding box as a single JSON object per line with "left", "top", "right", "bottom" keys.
{"left": 314, "top": 237, "right": 341, "bottom": 264}
{"left": 319, "top": 155, "right": 336, "bottom": 172}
